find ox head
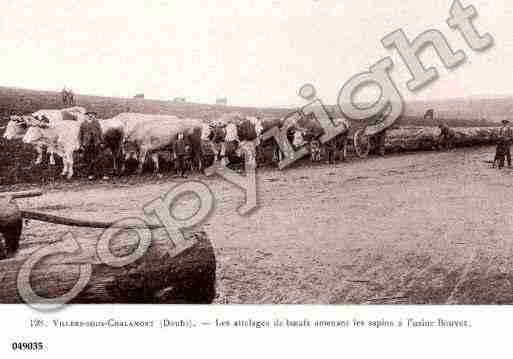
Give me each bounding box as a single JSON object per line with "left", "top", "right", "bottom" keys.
{"left": 21, "top": 115, "right": 51, "bottom": 144}
{"left": 3, "top": 116, "right": 28, "bottom": 140}
{"left": 27, "top": 114, "right": 51, "bottom": 128}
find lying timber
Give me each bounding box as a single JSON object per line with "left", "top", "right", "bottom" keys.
{"left": 383, "top": 126, "right": 499, "bottom": 152}
{"left": 0, "top": 197, "right": 217, "bottom": 304}
{"left": 0, "top": 230, "right": 216, "bottom": 304}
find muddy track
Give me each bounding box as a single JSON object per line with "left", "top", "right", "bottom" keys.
{"left": 8, "top": 146, "right": 513, "bottom": 304}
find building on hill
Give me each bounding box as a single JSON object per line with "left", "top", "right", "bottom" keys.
{"left": 134, "top": 93, "right": 144, "bottom": 99}
{"left": 173, "top": 97, "right": 186, "bottom": 103}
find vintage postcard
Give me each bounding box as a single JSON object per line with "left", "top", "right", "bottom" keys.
{"left": 0, "top": 0, "right": 509, "bottom": 356}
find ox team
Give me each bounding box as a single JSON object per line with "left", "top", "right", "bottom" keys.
{"left": 2, "top": 106, "right": 452, "bottom": 180}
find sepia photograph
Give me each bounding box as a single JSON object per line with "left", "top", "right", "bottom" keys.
{"left": 0, "top": 0, "right": 511, "bottom": 356}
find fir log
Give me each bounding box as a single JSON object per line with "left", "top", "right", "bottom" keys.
{"left": 382, "top": 126, "right": 499, "bottom": 152}
{"left": 0, "top": 200, "right": 216, "bottom": 304}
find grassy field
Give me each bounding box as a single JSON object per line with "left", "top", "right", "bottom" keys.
{"left": 0, "top": 86, "right": 507, "bottom": 186}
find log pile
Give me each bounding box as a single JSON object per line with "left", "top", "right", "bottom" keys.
{"left": 383, "top": 126, "right": 499, "bottom": 152}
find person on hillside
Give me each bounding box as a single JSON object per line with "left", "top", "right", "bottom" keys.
{"left": 68, "top": 89, "right": 75, "bottom": 105}
{"left": 79, "top": 111, "right": 106, "bottom": 180}
{"left": 498, "top": 119, "right": 513, "bottom": 168}
{"left": 62, "top": 87, "right": 68, "bottom": 106}
{"left": 173, "top": 132, "right": 188, "bottom": 178}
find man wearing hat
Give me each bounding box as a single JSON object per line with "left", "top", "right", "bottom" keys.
{"left": 498, "top": 119, "right": 513, "bottom": 168}
{"left": 438, "top": 122, "right": 455, "bottom": 151}
{"left": 173, "top": 132, "right": 188, "bottom": 178}
{"left": 79, "top": 111, "right": 104, "bottom": 180}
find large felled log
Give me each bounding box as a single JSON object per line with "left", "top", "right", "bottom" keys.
{"left": 382, "top": 126, "right": 499, "bottom": 152}
{"left": 0, "top": 202, "right": 216, "bottom": 304}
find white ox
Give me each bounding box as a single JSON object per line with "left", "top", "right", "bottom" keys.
{"left": 123, "top": 117, "right": 203, "bottom": 174}
{"left": 22, "top": 108, "right": 87, "bottom": 179}
{"left": 108, "top": 112, "right": 178, "bottom": 135}
{"left": 3, "top": 107, "right": 86, "bottom": 165}
{"left": 100, "top": 113, "right": 179, "bottom": 173}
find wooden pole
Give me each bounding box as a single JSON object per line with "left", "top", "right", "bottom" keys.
{"left": 21, "top": 210, "right": 165, "bottom": 229}
{"left": 0, "top": 189, "right": 43, "bottom": 199}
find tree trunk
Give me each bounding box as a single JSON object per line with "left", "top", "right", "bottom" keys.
{"left": 0, "top": 200, "right": 216, "bottom": 304}
{"left": 383, "top": 126, "right": 499, "bottom": 152}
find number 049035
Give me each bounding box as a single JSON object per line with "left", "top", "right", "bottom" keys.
{"left": 11, "top": 342, "right": 44, "bottom": 351}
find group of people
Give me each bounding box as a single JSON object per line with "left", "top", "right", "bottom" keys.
{"left": 77, "top": 114, "right": 456, "bottom": 181}
{"left": 37, "top": 104, "right": 466, "bottom": 182}
{"left": 61, "top": 87, "right": 75, "bottom": 107}
{"left": 494, "top": 119, "right": 513, "bottom": 169}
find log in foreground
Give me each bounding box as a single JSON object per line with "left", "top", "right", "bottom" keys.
{"left": 383, "top": 126, "right": 499, "bottom": 152}
{"left": 0, "top": 230, "right": 216, "bottom": 304}
{"left": 0, "top": 200, "right": 216, "bottom": 304}
{"left": 0, "top": 197, "right": 22, "bottom": 258}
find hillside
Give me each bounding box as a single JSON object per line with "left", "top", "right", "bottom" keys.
{"left": 0, "top": 86, "right": 509, "bottom": 126}
{"left": 0, "top": 86, "right": 288, "bottom": 123}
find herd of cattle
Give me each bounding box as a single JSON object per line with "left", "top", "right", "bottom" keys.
{"left": 1, "top": 106, "right": 357, "bottom": 179}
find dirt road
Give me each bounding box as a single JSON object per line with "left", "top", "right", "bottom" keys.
{"left": 12, "top": 146, "right": 513, "bottom": 304}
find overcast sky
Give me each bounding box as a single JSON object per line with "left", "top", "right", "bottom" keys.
{"left": 0, "top": 0, "right": 510, "bottom": 107}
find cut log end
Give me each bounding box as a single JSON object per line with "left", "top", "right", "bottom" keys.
{"left": 91, "top": 231, "right": 217, "bottom": 304}
{"left": 0, "top": 198, "right": 22, "bottom": 259}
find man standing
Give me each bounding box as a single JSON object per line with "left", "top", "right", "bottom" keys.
{"left": 79, "top": 111, "right": 105, "bottom": 180}
{"left": 173, "top": 132, "right": 187, "bottom": 178}
{"left": 438, "top": 123, "right": 454, "bottom": 151}
{"left": 499, "top": 119, "right": 513, "bottom": 168}
{"left": 62, "top": 87, "right": 68, "bottom": 106}
{"left": 371, "top": 130, "right": 387, "bottom": 156}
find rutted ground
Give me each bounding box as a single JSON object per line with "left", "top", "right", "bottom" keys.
{"left": 10, "top": 146, "right": 513, "bottom": 304}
